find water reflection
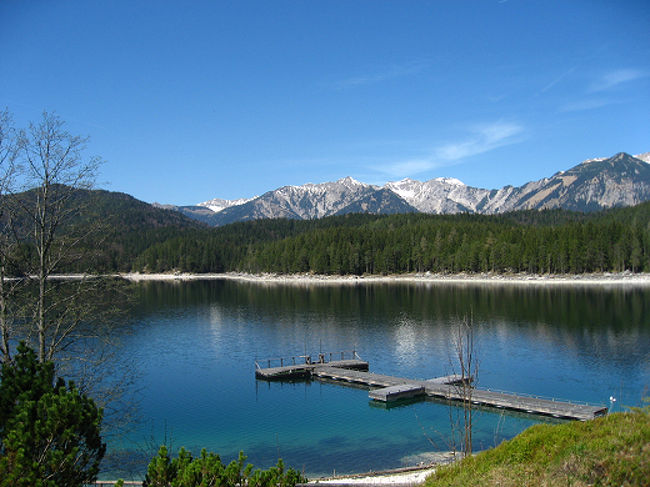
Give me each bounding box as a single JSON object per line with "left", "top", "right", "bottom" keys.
{"left": 133, "top": 280, "right": 649, "bottom": 380}
{"left": 103, "top": 280, "right": 650, "bottom": 480}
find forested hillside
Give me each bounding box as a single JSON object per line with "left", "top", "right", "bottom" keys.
{"left": 132, "top": 202, "right": 650, "bottom": 275}
{"left": 73, "top": 189, "right": 205, "bottom": 271}
{"left": 1, "top": 187, "right": 204, "bottom": 274}
{"left": 5, "top": 185, "right": 649, "bottom": 276}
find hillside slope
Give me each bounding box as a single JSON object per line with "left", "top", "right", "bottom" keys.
{"left": 2, "top": 187, "right": 204, "bottom": 272}
{"left": 425, "top": 410, "right": 649, "bottom": 487}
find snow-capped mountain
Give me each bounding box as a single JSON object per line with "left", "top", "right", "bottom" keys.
{"left": 209, "top": 177, "right": 379, "bottom": 226}
{"left": 197, "top": 197, "right": 257, "bottom": 213}
{"left": 380, "top": 152, "right": 650, "bottom": 214}
{"left": 385, "top": 177, "right": 489, "bottom": 214}
{"left": 477, "top": 152, "right": 650, "bottom": 213}
{"left": 168, "top": 152, "right": 650, "bottom": 226}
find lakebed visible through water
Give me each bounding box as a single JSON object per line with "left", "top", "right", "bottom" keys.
{"left": 100, "top": 277, "right": 650, "bottom": 480}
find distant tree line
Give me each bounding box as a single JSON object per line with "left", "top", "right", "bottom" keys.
{"left": 5, "top": 173, "right": 650, "bottom": 277}
{"left": 131, "top": 203, "right": 650, "bottom": 275}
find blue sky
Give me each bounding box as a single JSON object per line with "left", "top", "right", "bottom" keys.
{"left": 1, "top": 1, "right": 649, "bottom": 205}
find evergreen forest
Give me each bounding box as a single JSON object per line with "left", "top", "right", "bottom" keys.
{"left": 130, "top": 201, "right": 650, "bottom": 276}
{"left": 5, "top": 186, "right": 650, "bottom": 277}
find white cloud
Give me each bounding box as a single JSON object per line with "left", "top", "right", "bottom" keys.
{"left": 372, "top": 121, "right": 525, "bottom": 179}
{"left": 435, "top": 122, "right": 524, "bottom": 161}
{"left": 589, "top": 69, "right": 647, "bottom": 92}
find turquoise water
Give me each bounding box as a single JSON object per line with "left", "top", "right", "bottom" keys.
{"left": 101, "top": 280, "right": 650, "bottom": 480}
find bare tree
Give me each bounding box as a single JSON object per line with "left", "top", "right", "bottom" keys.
{"left": 11, "top": 111, "right": 102, "bottom": 363}
{"left": 449, "top": 315, "right": 478, "bottom": 457}
{"left": 0, "top": 110, "right": 137, "bottom": 438}
{"left": 0, "top": 109, "right": 21, "bottom": 364}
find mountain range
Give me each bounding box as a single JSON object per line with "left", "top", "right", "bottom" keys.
{"left": 164, "top": 152, "right": 650, "bottom": 226}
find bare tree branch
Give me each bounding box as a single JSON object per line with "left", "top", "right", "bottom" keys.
{"left": 449, "top": 314, "right": 479, "bottom": 456}
{"left": 0, "top": 110, "right": 136, "bottom": 438}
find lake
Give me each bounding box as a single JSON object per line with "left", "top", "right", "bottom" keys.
{"left": 100, "top": 279, "right": 650, "bottom": 480}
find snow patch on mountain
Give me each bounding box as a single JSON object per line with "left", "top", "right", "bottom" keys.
{"left": 634, "top": 152, "right": 650, "bottom": 163}
{"left": 188, "top": 151, "right": 649, "bottom": 225}
{"left": 386, "top": 177, "right": 483, "bottom": 214}
{"left": 580, "top": 157, "right": 607, "bottom": 165}
{"left": 198, "top": 197, "right": 257, "bottom": 213}
{"left": 262, "top": 177, "right": 378, "bottom": 219}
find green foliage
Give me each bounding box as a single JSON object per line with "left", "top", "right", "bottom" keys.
{"left": 132, "top": 202, "right": 650, "bottom": 276}
{"left": 0, "top": 186, "right": 204, "bottom": 275}
{"left": 6, "top": 182, "right": 650, "bottom": 276}
{"left": 142, "top": 445, "right": 306, "bottom": 487}
{"left": 424, "top": 410, "right": 649, "bottom": 487}
{"left": 0, "top": 342, "right": 106, "bottom": 486}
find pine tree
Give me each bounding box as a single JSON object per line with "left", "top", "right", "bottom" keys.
{"left": 0, "top": 342, "right": 105, "bottom": 486}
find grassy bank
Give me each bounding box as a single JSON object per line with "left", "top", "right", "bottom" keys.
{"left": 424, "top": 409, "right": 649, "bottom": 486}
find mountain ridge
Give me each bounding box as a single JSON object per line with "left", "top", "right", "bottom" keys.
{"left": 171, "top": 152, "right": 650, "bottom": 226}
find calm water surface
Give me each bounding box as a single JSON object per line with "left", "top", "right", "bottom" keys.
{"left": 101, "top": 280, "right": 650, "bottom": 479}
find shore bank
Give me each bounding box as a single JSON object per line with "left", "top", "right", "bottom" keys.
{"left": 306, "top": 466, "right": 437, "bottom": 486}
{"left": 306, "top": 452, "right": 458, "bottom": 486}
{"left": 118, "top": 271, "right": 650, "bottom": 286}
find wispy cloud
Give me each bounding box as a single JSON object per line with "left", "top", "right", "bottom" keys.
{"left": 435, "top": 122, "right": 524, "bottom": 161}
{"left": 560, "top": 98, "right": 615, "bottom": 112}
{"left": 553, "top": 68, "right": 646, "bottom": 112}
{"left": 375, "top": 158, "right": 439, "bottom": 177}
{"left": 372, "top": 121, "right": 525, "bottom": 179}
{"left": 539, "top": 66, "right": 578, "bottom": 94}
{"left": 333, "top": 60, "right": 428, "bottom": 90}
{"left": 589, "top": 68, "right": 648, "bottom": 92}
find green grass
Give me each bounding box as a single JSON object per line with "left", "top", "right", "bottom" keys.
{"left": 424, "top": 410, "right": 649, "bottom": 487}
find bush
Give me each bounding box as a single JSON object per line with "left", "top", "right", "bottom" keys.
{"left": 143, "top": 446, "right": 306, "bottom": 487}
{"left": 0, "top": 342, "right": 105, "bottom": 487}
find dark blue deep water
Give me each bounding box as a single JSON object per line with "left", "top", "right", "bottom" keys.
{"left": 100, "top": 280, "right": 650, "bottom": 480}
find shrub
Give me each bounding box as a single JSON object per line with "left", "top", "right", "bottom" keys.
{"left": 0, "top": 342, "right": 105, "bottom": 487}
{"left": 143, "top": 446, "right": 306, "bottom": 487}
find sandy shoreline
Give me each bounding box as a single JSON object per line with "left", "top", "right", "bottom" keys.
{"left": 117, "top": 271, "right": 650, "bottom": 286}
{"left": 306, "top": 453, "right": 458, "bottom": 486}
{"left": 307, "top": 466, "right": 438, "bottom": 485}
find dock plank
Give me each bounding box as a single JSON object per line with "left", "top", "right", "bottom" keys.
{"left": 255, "top": 359, "right": 368, "bottom": 380}
{"left": 292, "top": 365, "right": 607, "bottom": 421}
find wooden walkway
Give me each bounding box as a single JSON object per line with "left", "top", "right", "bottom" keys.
{"left": 255, "top": 353, "right": 607, "bottom": 421}
{"left": 255, "top": 350, "right": 369, "bottom": 380}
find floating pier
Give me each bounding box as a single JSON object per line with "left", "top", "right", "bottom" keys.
{"left": 368, "top": 384, "right": 425, "bottom": 402}
{"left": 255, "top": 350, "right": 369, "bottom": 380}
{"left": 255, "top": 352, "right": 607, "bottom": 421}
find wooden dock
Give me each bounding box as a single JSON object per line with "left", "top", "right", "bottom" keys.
{"left": 255, "top": 350, "right": 369, "bottom": 380}
{"left": 255, "top": 353, "right": 607, "bottom": 421}
{"left": 368, "top": 384, "right": 425, "bottom": 402}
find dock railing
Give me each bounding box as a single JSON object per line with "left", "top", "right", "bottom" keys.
{"left": 477, "top": 386, "right": 607, "bottom": 408}
{"left": 255, "top": 349, "right": 361, "bottom": 370}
